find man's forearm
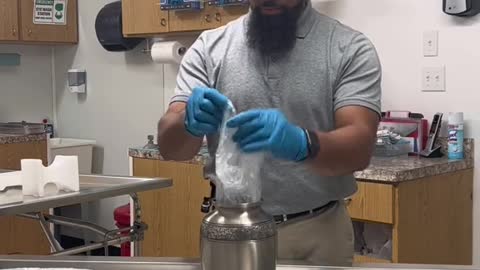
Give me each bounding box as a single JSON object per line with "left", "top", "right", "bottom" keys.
{"left": 157, "top": 108, "right": 203, "bottom": 161}
{"left": 308, "top": 125, "right": 376, "bottom": 176}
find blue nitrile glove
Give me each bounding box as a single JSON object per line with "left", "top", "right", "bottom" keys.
{"left": 185, "top": 87, "right": 229, "bottom": 137}
{"left": 226, "top": 109, "right": 308, "bottom": 161}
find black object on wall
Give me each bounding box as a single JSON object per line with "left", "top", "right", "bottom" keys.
{"left": 443, "top": 0, "right": 480, "bottom": 16}
{"left": 95, "top": 1, "right": 144, "bottom": 52}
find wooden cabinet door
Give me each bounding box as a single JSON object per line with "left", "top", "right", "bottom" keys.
{"left": 393, "top": 170, "right": 473, "bottom": 265}
{"left": 133, "top": 158, "right": 211, "bottom": 258}
{"left": 0, "top": 140, "right": 48, "bottom": 170}
{"left": 0, "top": 0, "right": 19, "bottom": 41}
{"left": 0, "top": 215, "right": 51, "bottom": 255}
{"left": 19, "top": 0, "right": 78, "bottom": 43}
{"left": 122, "top": 0, "right": 169, "bottom": 36}
{"left": 169, "top": 5, "right": 218, "bottom": 32}
{"left": 0, "top": 140, "right": 50, "bottom": 255}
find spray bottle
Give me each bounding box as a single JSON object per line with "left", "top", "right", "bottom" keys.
{"left": 448, "top": 112, "right": 464, "bottom": 160}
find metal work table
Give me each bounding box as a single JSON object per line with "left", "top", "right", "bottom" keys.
{"left": 0, "top": 174, "right": 172, "bottom": 257}
{"left": 0, "top": 175, "right": 171, "bottom": 215}
{"left": 0, "top": 256, "right": 478, "bottom": 270}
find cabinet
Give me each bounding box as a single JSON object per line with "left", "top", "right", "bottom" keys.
{"left": 133, "top": 156, "right": 472, "bottom": 264}
{"left": 20, "top": 0, "right": 78, "bottom": 43}
{"left": 122, "top": 0, "right": 249, "bottom": 37}
{"left": 122, "top": 0, "right": 169, "bottom": 36}
{"left": 0, "top": 139, "right": 50, "bottom": 255}
{"left": 348, "top": 170, "right": 473, "bottom": 265}
{"left": 0, "top": 0, "right": 78, "bottom": 44}
{"left": 0, "top": 0, "right": 19, "bottom": 41}
{"left": 133, "top": 158, "right": 210, "bottom": 258}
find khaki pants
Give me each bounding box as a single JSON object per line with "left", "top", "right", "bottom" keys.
{"left": 277, "top": 201, "right": 354, "bottom": 266}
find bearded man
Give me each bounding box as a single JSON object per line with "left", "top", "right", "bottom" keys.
{"left": 157, "top": 0, "right": 382, "bottom": 265}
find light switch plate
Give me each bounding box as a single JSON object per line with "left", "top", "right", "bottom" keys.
{"left": 423, "top": 30, "right": 439, "bottom": 57}
{"left": 422, "top": 66, "right": 446, "bottom": 92}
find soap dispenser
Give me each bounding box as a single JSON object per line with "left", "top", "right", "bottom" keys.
{"left": 443, "top": 0, "right": 480, "bottom": 16}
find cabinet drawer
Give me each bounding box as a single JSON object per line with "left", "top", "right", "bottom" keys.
{"left": 354, "top": 254, "right": 391, "bottom": 264}
{"left": 347, "top": 181, "right": 394, "bottom": 224}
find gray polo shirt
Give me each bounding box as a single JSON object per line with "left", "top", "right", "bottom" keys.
{"left": 171, "top": 1, "right": 382, "bottom": 215}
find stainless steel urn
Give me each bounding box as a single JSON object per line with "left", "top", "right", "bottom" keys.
{"left": 200, "top": 202, "right": 277, "bottom": 270}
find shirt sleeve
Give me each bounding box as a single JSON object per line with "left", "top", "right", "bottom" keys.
{"left": 170, "top": 34, "right": 210, "bottom": 104}
{"left": 333, "top": 33, "right": 382, "bottom": 117}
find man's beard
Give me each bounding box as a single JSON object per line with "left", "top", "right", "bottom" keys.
{"left": 247, "top": 1, "right": 305, "bottom": 55}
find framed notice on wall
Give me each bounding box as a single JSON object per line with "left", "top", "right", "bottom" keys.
{"left": 33, "top": 0, "right": 68, "bottom": 25}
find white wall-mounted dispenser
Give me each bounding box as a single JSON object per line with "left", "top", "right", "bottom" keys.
{"left": 68, "top": 69, "right": 87, "bottom": 93}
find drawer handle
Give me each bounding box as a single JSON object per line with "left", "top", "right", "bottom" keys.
{"left": 27, "top": 29, "right": 32, "bottom": 36}
{"left": 160, "top": 18, "right": 167, "bottom": 27}
{"left": 205, "top": 14, "right": 212, "bottom": 23}
{"left": 12, "top": 28, "right": 16, "bottom": 36}
{"left": 215, "top": 12, "right": 221, "bottom": 22}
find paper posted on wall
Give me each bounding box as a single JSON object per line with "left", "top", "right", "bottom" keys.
{"left": 33, "top": 0, "right": 68, "bottom": 25}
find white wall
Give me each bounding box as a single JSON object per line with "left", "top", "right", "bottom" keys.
{"left": 0, "top": 45, "right": 53, "bottom": 123}
{"left": 53, "top": 0, "right": 166, "bottom": 229}
{"left": 313, "top": 0, "right": 480, "bottom": 264}
{"left": 54, "top": 1, "right": 167, "bottom": 176}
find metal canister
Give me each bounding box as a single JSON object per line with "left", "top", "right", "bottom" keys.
{"left": 200, "top": 202, "right": 277, "bottom": 270}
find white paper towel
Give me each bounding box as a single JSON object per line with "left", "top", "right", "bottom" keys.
{"left": 151, "top": 41, "right": 186, "bottom": 64}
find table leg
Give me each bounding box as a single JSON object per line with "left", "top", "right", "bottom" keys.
{"left": 37, "top": 212, "right": 64, "bottom": 252}
{"left": 130, "top": 193, "right": 143, "bottom": 257}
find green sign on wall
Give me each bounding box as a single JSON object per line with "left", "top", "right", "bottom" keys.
{"left": 33, "top": 0, "right": 68, "bottom": 25}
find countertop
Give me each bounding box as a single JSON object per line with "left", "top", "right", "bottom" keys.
{"left": 0, "top": 133, "right": 47, "bottom": 145}
{"left": 0, "top": 255, "right": 478, "bottom": 270}
{"left": 129, "top": 138, "right": 474, "bottom": 183}
{"left": 353, "top": 155, "right": 473, "bottom": 182}
{"left": 129, "top": 144, "right": 209, "bottom": 165}
{"left": 354, "top": 138, "right": 474, "bottom": 182}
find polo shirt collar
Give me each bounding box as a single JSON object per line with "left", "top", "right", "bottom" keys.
{"left": 296, "top": 0, "right": 316, "bottom": 38}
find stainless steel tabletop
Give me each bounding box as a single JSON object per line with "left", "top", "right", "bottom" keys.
{"left": 0, "top": 256, "right": 478, "bottom": 270}
{"left": 0, "top": 174, "right": 172, "bottom": 216}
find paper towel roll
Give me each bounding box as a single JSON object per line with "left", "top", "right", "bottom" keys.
{"left": 151, "top": 41, "right": 186, "bottom": 64}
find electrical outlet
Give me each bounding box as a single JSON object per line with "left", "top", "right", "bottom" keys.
{"left": 422, "top": 66, "right": 446, "bottom": 92}
{"left": 423, "top": 30, "right": 439, "bottom": 57}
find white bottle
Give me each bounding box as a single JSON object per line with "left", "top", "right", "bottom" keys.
{"left": 448, "top": 112, "right": 464, "bottom": 160}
